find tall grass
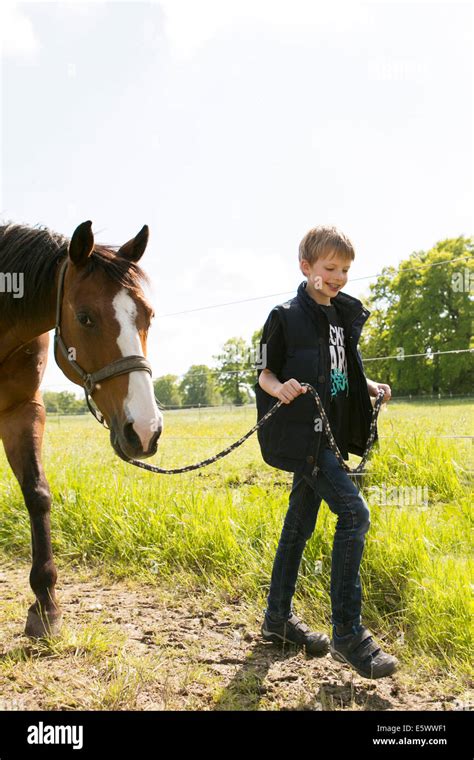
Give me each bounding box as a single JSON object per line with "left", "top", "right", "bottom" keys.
{"left": 0, "top": 400, "right": 472, "bottom": 677}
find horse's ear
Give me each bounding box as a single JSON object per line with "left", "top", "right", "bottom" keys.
{"left": 68, "top": 221, "right": 94, "bottom": 267}
{"left": 117, "top": 225, "right": 149, "bottom": 262}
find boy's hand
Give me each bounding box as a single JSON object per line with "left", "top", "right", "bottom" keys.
{"left": 367, "top": 379, "right": 392, "bottom": 403}
{"left": 276, "top": 379, "right": 307, "bottom": 404}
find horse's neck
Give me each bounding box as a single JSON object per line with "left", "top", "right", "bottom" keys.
{"left": 0, "top": 280, "right": 58, "bottom": 366}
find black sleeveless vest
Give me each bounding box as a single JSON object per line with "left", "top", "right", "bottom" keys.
{"left": 254, "top": 281, "right": 375, "bottom": 477}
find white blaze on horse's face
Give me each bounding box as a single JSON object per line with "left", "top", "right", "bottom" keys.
{"left": 112, "top": 288, "right": 162, "bottom": 452}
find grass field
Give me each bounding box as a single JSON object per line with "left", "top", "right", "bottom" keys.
{"left": 0, "top": 399, "right": 472, "bottom": 704}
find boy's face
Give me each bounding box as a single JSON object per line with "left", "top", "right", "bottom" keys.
{"left": 300, "top": 250, "right": 351, "bottom": 302}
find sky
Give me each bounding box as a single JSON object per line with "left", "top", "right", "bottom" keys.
{"left": 1, "top": 0, "right": 472, "bottom": 393}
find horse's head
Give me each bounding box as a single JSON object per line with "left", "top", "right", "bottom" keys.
{"left": 55, "top": 220, "right": 163, "bottom": 460}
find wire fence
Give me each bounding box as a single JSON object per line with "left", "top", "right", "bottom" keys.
{"left": 40, "top": 344, "right": 474, "bottom": 396}
{"left": 45, "top": 392, "right": 473, "bottom": 420}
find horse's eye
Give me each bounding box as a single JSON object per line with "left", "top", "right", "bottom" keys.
{"left": 77, "top": 313, "right": 94, "bottom": 327}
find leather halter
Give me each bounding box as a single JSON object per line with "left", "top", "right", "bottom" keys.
{"left": 53, "top": 258, "right": 153, "bottom": 428}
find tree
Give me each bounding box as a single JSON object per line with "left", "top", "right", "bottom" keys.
{"left": 153, "top": 375, "right": 182, "bottom": 408}
{"left": 360, "top": 237, "right": 473, "bottom": 395}
{"left": 213, "top": 337, "right": 254, "bottom": 405}
{"left": 249, "top": 326, "right": 264, "bottom": 397}
{"left": 42, "top": 391, "right": 87, "bottom": 414}
{"left": 179, "top": 365, "right": 221, "bottom": 406}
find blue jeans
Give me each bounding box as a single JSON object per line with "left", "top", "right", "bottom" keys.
{"left": 265, "top": 446, "right": 370, "bottom": 630}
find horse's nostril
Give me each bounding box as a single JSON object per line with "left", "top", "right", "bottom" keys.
{"left": 148, "top": 428, "right": 161, "bottom": 451}
{"left": 123, "top": 422, "right": 141, "bottom": 450}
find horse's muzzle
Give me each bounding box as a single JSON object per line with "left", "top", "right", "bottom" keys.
{"left": 110, "top": 420, "right": 162, "bottom": 460}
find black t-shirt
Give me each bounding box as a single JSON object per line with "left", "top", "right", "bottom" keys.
{"left": 317, "top": 303, "right": 349, "bottom": 456}
{"left": 258, "top": 303, "right": 349, "bottom": 457}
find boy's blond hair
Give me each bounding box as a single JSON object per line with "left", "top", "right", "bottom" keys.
{"left": 299, "top": 226, "right": 355, "bottom": 265}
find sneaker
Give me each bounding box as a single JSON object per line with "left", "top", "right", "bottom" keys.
{"left": 261, "top": 613, "right": 329, "bottom": 656}
{"left": 330, "top": 625, "right": 399, "bottom": 679}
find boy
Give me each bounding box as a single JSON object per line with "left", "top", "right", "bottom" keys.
{"left": 254, "top": 226, "right": 398, "bottom": 679}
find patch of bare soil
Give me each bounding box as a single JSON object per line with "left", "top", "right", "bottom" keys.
{"left": 0, "top": 561, "right": 471, "bottom": 712}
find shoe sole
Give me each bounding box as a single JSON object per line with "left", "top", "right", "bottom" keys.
{"left": 262, "top": 627, "right": 329, "bottom": 656}
{"left": 330, "top": 645, "right": 399, "bottom": 679}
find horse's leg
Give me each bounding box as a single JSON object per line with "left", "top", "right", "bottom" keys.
{"left": 0, "top": 395, "right": 61, "bottom": 637}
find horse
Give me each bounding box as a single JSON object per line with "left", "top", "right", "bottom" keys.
{"left": 0, "top": 220, "right": 163, "bottom": 638}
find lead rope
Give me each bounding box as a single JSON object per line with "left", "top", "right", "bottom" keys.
{"left": 112, "top": 383, "right": 385, "bottom": 481}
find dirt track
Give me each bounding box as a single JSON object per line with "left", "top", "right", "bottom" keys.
{"left": 0, "top": 561, "right": 471, "bottom": 712}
